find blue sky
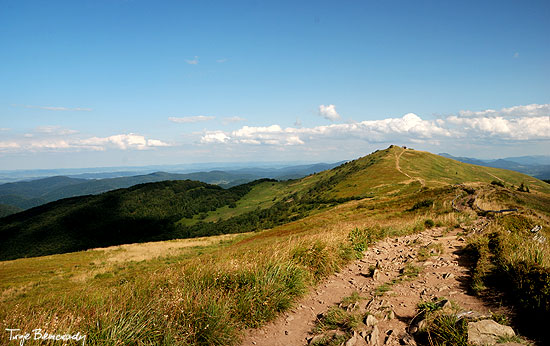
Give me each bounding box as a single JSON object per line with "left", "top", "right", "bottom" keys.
{"left": 1, "top": 0, "right": 549, "bottom": 169}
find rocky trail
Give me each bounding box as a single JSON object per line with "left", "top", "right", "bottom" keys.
{"left": 241, "top": 226, "right": 526, "bottom": 346}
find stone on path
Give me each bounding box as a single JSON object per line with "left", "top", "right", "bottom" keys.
{"left": 467, "top": 319, "right": 515, "bottom": 345}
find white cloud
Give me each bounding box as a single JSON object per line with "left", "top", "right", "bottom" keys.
{"left": 0, "top": 128, "right": 10, "bottom": 131}
{"left": 200, "top": 113, "right": 450, "bottom": 146}
{"left": 200, "top": 131, "right": 230, "bottom": 144}
{"left": 319, "top": 104, "right": 341, "bottom": 121}
{"left": 0, "top": 132, "right": 169, "bottom": 152}
{"left": 24, "top": 105, "right": 92, "bottom": 111}
{"left": 35, "top": 125, "right": 79, "bottom": 135}
{"left": 216, "top": 58, "right": 228, "bottom": 63}
{"left": 458, "top": 104, "right": 549, "bottom": 118}
{"left": 222, "top": 116, "right": 246, "bottom": 124}
{"left": 169, "top": 115, "right": 215, "bottom": 123}
{"left": 80, "top": 134, "right": 170, "bottom": 150}
{"left": 185, "top": 56, "right": 199, "bottom": 65}
{"left": 446, "top": 103, "right": 550, "bottom": 140}
{"left": 0, "top": 141, "right": 20, "bottom": 151}
{"left": 446, "top": 115, "right": 550, "bottom": 140}
{"left": 29, "top": 139, "right": 72, "bottom": 150}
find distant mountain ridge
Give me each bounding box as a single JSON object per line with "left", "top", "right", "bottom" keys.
{"left": 439, "top": 153, "right": 550, "bottom": 180}
{"left": 0, "top": 162, "right": 344, "bottom": 213}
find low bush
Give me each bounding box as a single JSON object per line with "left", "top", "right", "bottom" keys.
{"left": 408, "top": 199, "right": 433, "bottom": 211}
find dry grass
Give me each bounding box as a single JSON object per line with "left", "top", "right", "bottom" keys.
{"left": 2, "top": 154, "right": 548, "bottom": 346}
{"left": 103, "top": 233, "right": 245, "bottom": 263}
{"left": 0, "top": 185, "right": 464, "bottom": 345}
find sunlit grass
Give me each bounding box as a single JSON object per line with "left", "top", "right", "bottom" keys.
{"left": 2, "top": 147, "right": 549, "bottom": 345}
{"left": 0, "top": 186, "right": 462, "bottom": 345}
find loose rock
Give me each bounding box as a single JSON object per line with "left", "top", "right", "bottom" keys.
{"left": 468, "top": 319, "right": 515, "bottom": 345}
{"left": 365, "top": 314, "right": 378, "bottom": 326}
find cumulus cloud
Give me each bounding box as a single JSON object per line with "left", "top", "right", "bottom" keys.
{"left": 200, "top": 131, "right": 230, "bottom": 144}
{"left": 200, "top": 113, "right": 450, "bottom": 146}
{"left": 457, "top": 104, "right": 549, "bottom": 118}
{"left": 169, "top": 115, "right": 215, "bottom": 123}
{"left": 229, "top": 125, "right": 306, "bottom": 145}
{"left": 319, "top": 104, "right": 341, "bottom": 121}
{"left": 0, "top": 130, "right": 170, "bottom": 153}
{"left": 198, "top": 104, "right": 549, "bottom": 147}
{"left": 445, "top": 103, "right": 550, "bottom": 140}
{"left": 80, "top": 134, "right": 170, "bottom": 150}
{"left": 447, "top": 115, "right": 550, "bottom": 140}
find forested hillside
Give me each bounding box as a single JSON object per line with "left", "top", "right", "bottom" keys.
{"left": 0, "top": 179, "right": 273, "bottom": 260}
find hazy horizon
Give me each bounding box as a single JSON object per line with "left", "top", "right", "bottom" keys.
{"left": 1, "top": 148, "right": 549, "bottom": 175}
{"left": 1, "top": 1, "right": 548, "bottom": 170}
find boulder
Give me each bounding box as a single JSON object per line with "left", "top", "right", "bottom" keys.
{"left": 383, "top": 329, "right": 398, "bottom": 345}
{"left": 345, "top": 332, "right": 358, "bottom": 346}
{"left": 307, "top": 334, "right": 324, "bottom": 345}
{"left": 399, "top": 332, "right": 417, "bottom": 346}
{"left": 366, "top": 325, "right": 380, "bottom": 346}
{"left": 372, "top": 269, "right": 381, "bottom": 281}
{"left": 468, "top": 319, "right": 515, "bottom": 345}
{"left": 365, "top": 314, "right": 378, "bottom": 327}
{"left": 345, "top": 331, "right": 368, "bottom": 346}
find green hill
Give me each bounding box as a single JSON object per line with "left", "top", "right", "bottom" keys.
{"left": 0, "top": 171, "right": 260, "bottom": 212}
{"left": 0, "top": 179, "right": 277, "bottom": 260}
{"left": 0, "top": 163, "right": 344, "bottom": 214}
{"left": 1, "top": 146, "right": 548, "bottom": 261}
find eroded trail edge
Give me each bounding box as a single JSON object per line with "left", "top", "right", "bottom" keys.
{"left": 241, "top": 227, "right": 512, "bottom": 346}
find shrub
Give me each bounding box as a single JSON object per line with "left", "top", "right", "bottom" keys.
{"left": 491, "top": 180, "right": 505, "bottom": 187}
{"left": 313, "top": 306, "right": 360, "bottom": 333}
{"left": 292, "top": 241, "right": 341, "bottom": 280}
{"left": 348, "top": 227, "right": 369, "bottom": 257}
{"left": 408, "top": 199, "right": 433, "bottom": 211}
{"left": 517, "top": 183, "right": 530, "bottom": 193}
{"left": 424, "top": 219, "right": 435, "bottom": 229}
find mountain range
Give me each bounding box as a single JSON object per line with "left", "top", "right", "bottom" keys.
{"left": 439, "top": 153, "right": 550, "bottom": 180}
{"left": 0, "top": 162, "right": 343, "bottom": 213}
{"left": 2, "top": 146, "right": 548, "bottom": 261}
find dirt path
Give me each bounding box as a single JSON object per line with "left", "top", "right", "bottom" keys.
{"left": 395, "top": 148, "right": 425, "bottom": 189}
{"left": 241, "top": 227, "right": 507, "bottom": 346}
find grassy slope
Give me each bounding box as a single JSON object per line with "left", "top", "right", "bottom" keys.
{"left": 327, "top": 146, "right": 550, "bottom": 198}
{"left": 398, "top": 147, "right": 549, "bottom": 191}
{"left": 1, "top": 185, "right": 460, "bottom": 344}
{"left": 1, "top": 146, "right": 549, "bottom": 345}
{"left": 177, "top": 180, "right": 296, "bottom": 226}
